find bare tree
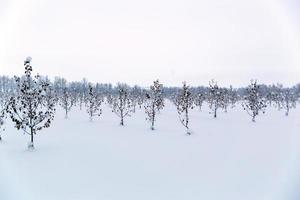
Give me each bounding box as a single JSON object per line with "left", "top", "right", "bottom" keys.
{"left": 44, "top": 77, "right": 58, "bottom": 108}
{"left": 112, "top": 84, "right": 134, "bottom": 126}
{"left": 242, "top": 80, "right": 267, "bottom": 122}
{"left": 207, "top": 80, "right": 225, "bottom": 118}
{"left": 228, "top": 85, "right": 239, "bottom": 108}
{"left": 280, "top": 88, "right": 297, "bottom": 116}
{"left": 222, "top": 88, "right": 230, "bottom": 113}
{"left": 194, "top": 91, "right": 206, "bottom": 111}
{"left": 6, "top": 57, "right": 56, "bottom": 149}
{"left": 85, "top": 84, "right": 103, "bottom": 121}
{"left": 79, "top": 79, "right": 88, "bottom": 110}
{"left": 59, "top": 87, "right": 75, "bottom": 119}
{"left": 144, "top": 80, "right": 164, "bottom": 130}
{"left": 175, "top": 82, "right": 194, "bottom": 135}
{"left": 131, "top": 85, "right": 143, "bottom": 112}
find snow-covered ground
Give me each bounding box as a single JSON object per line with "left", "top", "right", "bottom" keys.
{"left": 0, "top": 101, "right": 300, "bottom": 200}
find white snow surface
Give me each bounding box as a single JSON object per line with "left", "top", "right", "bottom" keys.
{"left": 0, "top": 101, "right": 300, "bottom": 200}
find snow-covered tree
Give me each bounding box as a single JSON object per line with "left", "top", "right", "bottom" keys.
{"left": 280, "top": 88, "right": 297, "bottom": 116}
{"left": 136, "top": 89, "right": 146, "bottom": 109}
{"left": 265, "top": 84, "right": 282, "bottom": 108}
{"left": 144, "top": 80, "right": 164, "bottom": 130}
{"left": 194, "top": 90, "right": 206, "bottom": 111}
{"left": 6, "top": 57, "right": 56, "bottom": 149}
{"left": 44, "top": 77, "right": 58, "bottom": 108}
{"left": 0, "top": 89, "right": 10, "bottom": 141}
{"left": 53, "top": 77, "right": 67, "bottom": 96}
{"left": 112, "top": 84, "right": 134, "bottom": 126}
{"left": 175, "top": 82, "right": 194, "bottom": 135}
{"left": 228, "top": 85, "right": 239, "bottom": 108}
{"left": 221, "top": 88, "right": 230, "bottom": 113}
{"left": 106, "top": 93, "right": 114, "bottom": 106}
{"left": 59, "top": 87, "right": 75, "bottom": 119}
{"left": 0, "top": 76, "right": 16, "bottom": 94}
{"left": 85, "top": 84, "right": 103, "bottom": 121}
{"left": 79, "top": 78, "right": 88, "bottom": 110}
{"left": 265, "top": 90, "right": 275, "bottom": 106}
{"left": 130, "top": 85, "right": 144, "bottom": 112}
{"left": 207, "top": 80, "right": 225, "bottom": 118}
{"left": 242, "top": 80, "right": 267, "bottom": 122}
{"left": 0, "top": 106, "right": 6, "bottom": 141}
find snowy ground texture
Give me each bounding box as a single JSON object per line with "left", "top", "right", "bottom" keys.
{"left": 1, "top": 101, "right": 300, "bottom": 200}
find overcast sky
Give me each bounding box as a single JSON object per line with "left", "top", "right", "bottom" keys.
{"left": 0, "top": 0, "right": 299, "bottom": 87}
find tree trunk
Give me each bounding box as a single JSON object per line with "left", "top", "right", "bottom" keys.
{"left": 30, "top": 127, "right": 34, "bottom": 143}
{"left": 151, "top": 117, "right": 155, "bottom": 130}
{"left": 120, "top": 108, "right": 124, "bottom": 125}
{"left": 28, "top": 127, "right": 34, "bottom": 149}
{"left": 285, "top": 106, "right": 289, "bottom": 116}
{"left": 151, "top": 105, "right": 155, "bottom": 130}
{"left": 214, "top": 107, "right": 217, "bottom": 118}
{"left": 65, "top": 108, "right": 68, "bottom": 119}
{"left": 185, "top": 108, "right": 190, "bottom": 135}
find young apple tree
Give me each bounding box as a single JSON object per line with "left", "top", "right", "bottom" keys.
{"left": 131, "top": 85, "right": 143, "bottom": 112}
{"left": 194, "top": 90, "right": 206, "bottom": 111}
{"left": 280, "top": 88, "right": 297, "bottom": 116}
{"left": 6, "top": 57, "right": 56, "bottom": 149}
{"left": 207, "top": 80, "right": 225, "bottom": 118}
{"left": 44, "top": 78, "right": 58, "bottom": 108}
{"left": 175, "top": 82, "right": 194, "bottom": 135}
{"left": 78, "top": 78, "right": 88, "bottom": 110}
{"left": 228, "top": 85, "right": 239, "bottom": 108}
{"left": 144, "top": 80, "right": 164, "bottom": 130}
{"left": 222, "top": 88, "right": 231, "bottom": 113}
{"left": 112, "top": 84, "right": 134, "bottom": 126}
{"left": 85, "top": 84, "right": 103, "bottom": 121}
{"left": 242, "top": 80, "right": 267, "bottom": 122}
{"left": 59, "top": 87, "right": 75, "bottom": 119}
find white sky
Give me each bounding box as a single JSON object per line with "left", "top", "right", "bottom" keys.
{"left": 0, "top": 0, "right": 299, "bottom": 87}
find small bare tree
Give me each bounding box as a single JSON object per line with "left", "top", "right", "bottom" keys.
{"left": 44, "top": 78, "right": 58, "bottom": 108}
{"left": 131, "top": 85, "right": 143, "bottom": 112}
{"left": 207, "top": 80, "right": 225, "bottom": 118}
{"left": 112, "top": 85, "right": 134, "bottom": 126}
{"left": 85, "top": 84, "right": 103, "bottom": 121}
{"left": 144, "top": 80, "right": 164, "bottom": 130}
{"left": 6, "top": 57, "right": 56, "bottom": 149}
{"left": 194, "top": 91, "right": 206, "bottom": 111}
{"left": 59, "top": 87, "right": 75, "bottom": 119}
{"left": 228, "top": 85, "right": 239, "bottom": 108}
{"left": 222, "top": 88, "right": 230, "bottom": 113}
{"left": 242, "top": 80, "right": 267, "bottom": 122}
{"left": 280, "top": 88, "right": 297, "bottom": 116}
{"left": 175, "top": 82, "right": 194, "bottom": 135}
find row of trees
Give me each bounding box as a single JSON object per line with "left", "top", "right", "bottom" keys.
{"left": 0, "top": 57, "right": 299, "bottom": 148}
